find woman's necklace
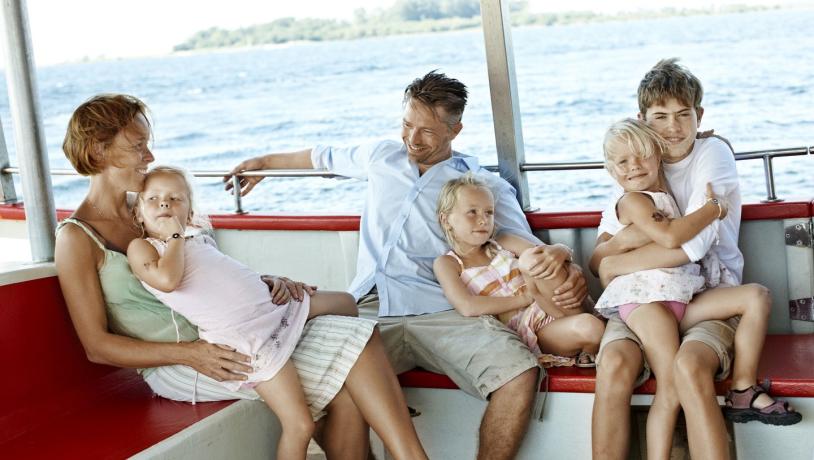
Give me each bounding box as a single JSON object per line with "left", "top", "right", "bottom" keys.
{"left": 88, "top": 200, "right": 141, "bottom": 234}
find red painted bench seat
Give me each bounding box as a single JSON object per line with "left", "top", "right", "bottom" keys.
{"left": 398, "top": 335, "right": 814, "bottom": 399}
{"left": 0, "top": 274, "right": 234, "bottom": 460}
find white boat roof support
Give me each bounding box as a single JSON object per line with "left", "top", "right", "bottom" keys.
{"left": 0, "top": 114, "right": 16, "bottom": 203}
{"left": 1, "top": 0, "right": 56, "bottom": 262}
{"left": 479, "top": 0, "right": 532, "bottom": 211}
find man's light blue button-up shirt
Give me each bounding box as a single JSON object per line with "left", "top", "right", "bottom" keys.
{"left": 312, "top": 140, "right": 539, "bottom": 317}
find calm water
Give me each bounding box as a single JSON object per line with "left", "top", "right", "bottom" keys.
{"left": 1, "top": 8, "right": 812, "bottom": 213}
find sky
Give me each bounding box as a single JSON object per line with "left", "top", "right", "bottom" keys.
{"left": 0, "top": 0, "right": 810, "bottom": 66}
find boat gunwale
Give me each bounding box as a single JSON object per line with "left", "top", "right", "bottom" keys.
{"left": 1, "top": 200, "right": 812, "bottom": 231}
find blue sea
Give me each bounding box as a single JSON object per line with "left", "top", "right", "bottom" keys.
{"left": 1, "top": 8, "right": 812, "bottom": 213}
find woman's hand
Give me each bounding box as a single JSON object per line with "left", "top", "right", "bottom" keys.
{"left": 518, "top": 244, "right": 570, "bottom": 279}
{"left": 261, "top": 275, "right": 317, "bottom": 304}
{"left": 705, "top": 182, "right": 728, "bottom": 220}
{"left": 552, "top": 263, "right": 588, "bottom": 309}
{"left": 186, "top": 340, "right": 253, "bottom": 382}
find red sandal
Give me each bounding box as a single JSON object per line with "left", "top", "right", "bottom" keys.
{"left": 723, "top": 380, "right": 802, "bottom": 426}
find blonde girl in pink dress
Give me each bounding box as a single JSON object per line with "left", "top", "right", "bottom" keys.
{"left": 127, "top": 166, "right": 427, "bottom": 460}
{"left": 433, "top": 173, "right": 604, "bottom": 367}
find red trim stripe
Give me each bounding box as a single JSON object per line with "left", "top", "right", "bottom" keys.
{"left": 0, "top": 200, "right": 811, "bottom": 231}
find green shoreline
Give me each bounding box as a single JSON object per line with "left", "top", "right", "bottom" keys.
{"left": 174, "top": 4, "right": 782, "bottom": 53}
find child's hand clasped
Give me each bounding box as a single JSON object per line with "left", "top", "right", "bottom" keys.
{"left": 155, "top": 215, "right": 185, "bottom": 241}
{"left": 518, "top": 245, "right": 569, "bottom": 280}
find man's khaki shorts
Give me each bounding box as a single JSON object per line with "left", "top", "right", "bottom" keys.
{"left": 597, "top": 314, "right": 738, "bottom": 387}
{"left": 358, "top": 293, "right": 540, "bottom": 400}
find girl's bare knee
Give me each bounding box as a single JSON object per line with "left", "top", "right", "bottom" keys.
{"left": 743, "top": 283, "right": 771, "bottom": 318}
{"left": 574, "top": 314, "right": 605, "bottom": 345}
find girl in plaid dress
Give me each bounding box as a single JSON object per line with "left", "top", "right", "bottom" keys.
{"left": 433, "top": 173, "right": 604, "bottom": 366}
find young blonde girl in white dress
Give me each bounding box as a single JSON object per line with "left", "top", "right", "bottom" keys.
{"left": 433, "top": 173, "right": 604, "bottom": 366}
{"left": 127, "top": 166, "right": 426, "bottom": 460}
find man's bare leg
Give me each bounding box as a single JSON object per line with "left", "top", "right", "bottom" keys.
{"left": 478, "top": 366, "right": 539, "bottom": 460}
{"left": 673, "top": 341, "right": 730, "bottom": 460}
{"left": 592, "top": 339, "right": 643, "bottom": 460}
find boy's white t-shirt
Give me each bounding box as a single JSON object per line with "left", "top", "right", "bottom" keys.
{"left": 597, "top": 137, "right": 743, "bottom": 284}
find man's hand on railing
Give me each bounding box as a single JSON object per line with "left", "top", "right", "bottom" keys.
{"left": 224, "top": 157, "right": 268, "bottom": 196}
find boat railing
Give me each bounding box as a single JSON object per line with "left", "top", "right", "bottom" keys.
{"left": 1, "top": 145, "right": 811, "bottom": 214}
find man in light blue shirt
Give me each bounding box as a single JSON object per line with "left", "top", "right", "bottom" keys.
{"left": 226, "top": 71, "right": 588, "bottom": 459}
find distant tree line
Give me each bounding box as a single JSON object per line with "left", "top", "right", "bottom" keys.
{"left": 174, "top": 1, "right": 776, "bottom": 52}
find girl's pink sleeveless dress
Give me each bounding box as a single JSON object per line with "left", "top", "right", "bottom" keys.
{"left": 142, "top": 234, "right": 310, "bottom": 391}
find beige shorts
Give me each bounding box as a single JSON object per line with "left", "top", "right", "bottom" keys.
{"left": 597, "top": 314, "right": 738, "bottom": 387}
{"left": 358, "top": 293, "right": 540, "bottom": 400}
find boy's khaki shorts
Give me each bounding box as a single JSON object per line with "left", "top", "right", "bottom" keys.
{"left": 597, "top": 314, "right": 738, "bottom": 387}
{"left": 358, "top": 293, "right": 540, "bottom": 400}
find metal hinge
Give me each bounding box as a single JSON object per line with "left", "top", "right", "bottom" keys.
{"left": 789, "top": 298, "right": 814, "bottom": 322}
{"left": 785, "top": 222, "right": 812, "bottom": 248}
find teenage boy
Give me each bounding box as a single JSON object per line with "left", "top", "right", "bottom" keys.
{"left": 590, "top": 58, "right": 800, "bottom": 460}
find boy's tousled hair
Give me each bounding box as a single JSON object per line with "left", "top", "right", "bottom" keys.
{"left": 138, "top": 165, "right": 212, "bottom": 232}
{"left": 63, "top": 94, "right": 151, "bottom": 176}
{"left": 404, "top": 70, "right": 468, "bottom": 128}
{"left": 638, "top": 58, "right": 703, "bottom": 114}
{"left": 436, "top": 172, "right": 497, "bottom": 257}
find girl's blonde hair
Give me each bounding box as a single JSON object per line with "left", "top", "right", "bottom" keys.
{"left": 137, "top": 165, "right": 212, "bottom": 232}
{"left": 436, "top": 172, "right": 497, "bottom": 257}
{"left": 603, "top": 118, "right": 670, "bottom": 191}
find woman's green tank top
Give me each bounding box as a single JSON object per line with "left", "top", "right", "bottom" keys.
{"left": 58, "top": 219, "right": 199, "bottom": 375}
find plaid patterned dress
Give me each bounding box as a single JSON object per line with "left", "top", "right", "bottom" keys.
{"left": 448, "top": 244, "right": 555, "bottom": 356}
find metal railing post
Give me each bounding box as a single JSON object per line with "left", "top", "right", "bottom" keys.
{"left": 762, "top": 155, "right": 780, "bottom": 202}
{"left": 232, "top": 175, "right": 245, "bottom": 214}
{"left": 0, "top": 115, "right": 17, "bottom": 203}
{"left": 479, "top": 0, "right": 531, "bottom": 210}
{"left": 1, "top": 0, "right": 57, "bottom": 262}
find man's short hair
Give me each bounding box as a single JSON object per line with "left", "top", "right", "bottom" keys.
{"left": 404, "top": 70, "right": 468, "bottom": 127}
{"left": 638, "top": 58, "right": 703, "bottom": 114}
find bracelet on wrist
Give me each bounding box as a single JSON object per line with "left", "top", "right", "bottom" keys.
{"left": 707, "top": 197, "right": 723, "bottom": 219}
{"left": 165, "top": 232, "right": 182, "bottom": 243}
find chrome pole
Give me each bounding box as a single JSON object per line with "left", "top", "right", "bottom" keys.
{"left": 480, "top": 0, "right": 532, "bottom": 210}
{"left": 232, "top": 175, "right": 245, "bottom": 214}
{"left": 762, "top": 154, "right": 781, "bottom": 203}
{"left": 0, "top": 0, "right": 56, "bottom": 262}
{"left": 0, "top": 115, "right": 17, "bottom": 203}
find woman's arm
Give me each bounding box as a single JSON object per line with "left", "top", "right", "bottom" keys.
{"left": 617, "top": 189, "right": 721, "bottom": 249}
{"left": 127, "top": 237, "right": 185, "bottom": 292}
{"left": 55, "top": 225, "right": 251, "bottom": 381}
{"left": 433, "top": 255, "right": 531, "bottom": 317}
